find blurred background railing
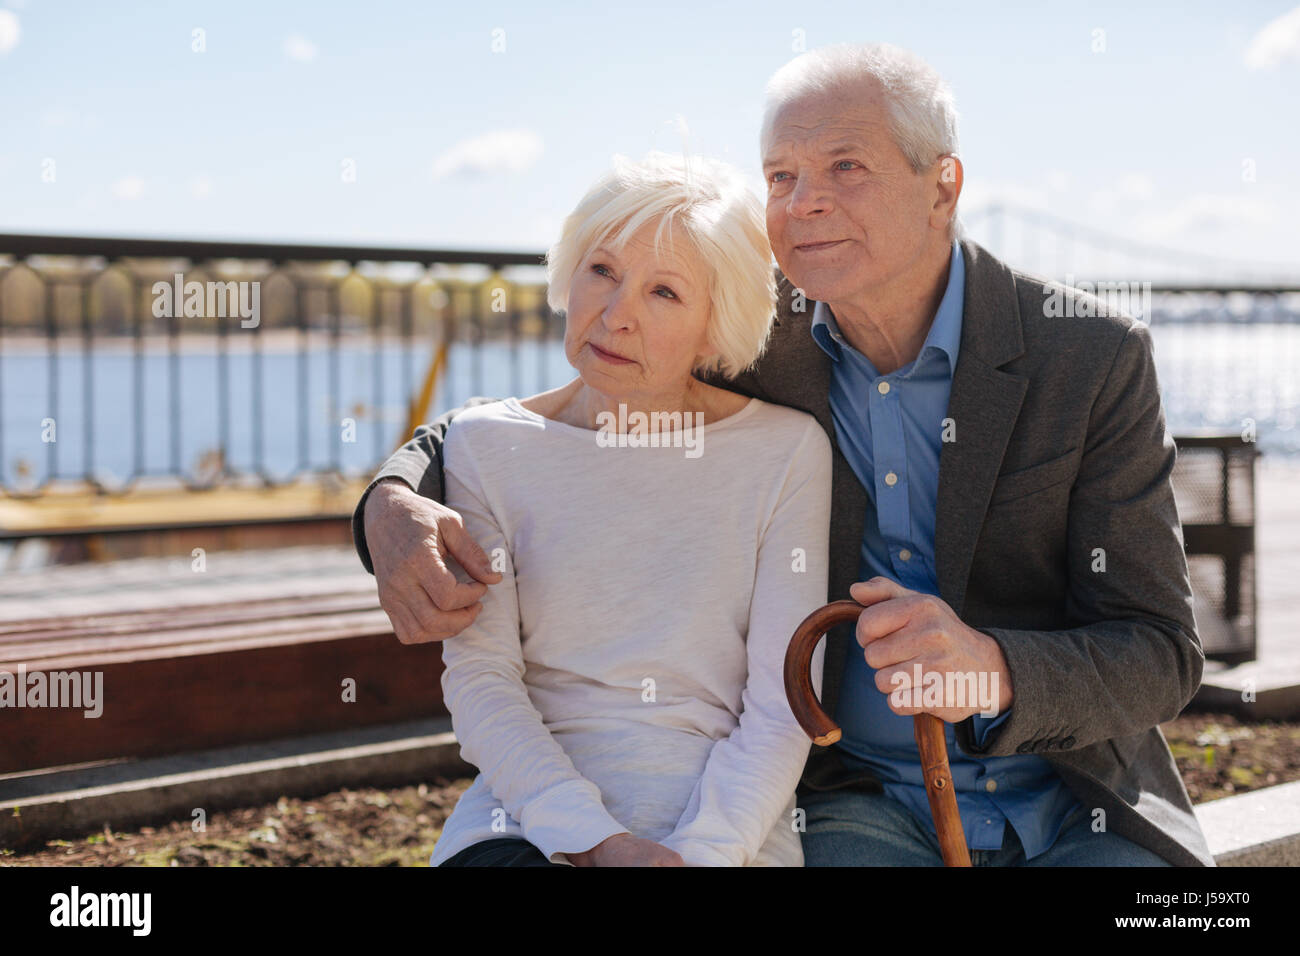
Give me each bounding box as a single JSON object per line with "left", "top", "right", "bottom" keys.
{"left": 3, "top": 207, "right": 1299, "bottom": 502}
{"left": 0, "top": 234, "right": 562, "bottom": 497}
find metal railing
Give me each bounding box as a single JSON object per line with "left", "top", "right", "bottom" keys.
{"left": 0, "top": 234, "right": 561, "bottom": 495}
{"left": 4, "top": 233, "right": 1300, "bottom": 499}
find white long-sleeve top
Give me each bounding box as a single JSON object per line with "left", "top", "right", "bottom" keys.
{"left": 428, "top": 395, "right": 832, "bottom": 866}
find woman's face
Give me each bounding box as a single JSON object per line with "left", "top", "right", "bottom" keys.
{"left": 564, "top": 218, "right": 714, "bottom": 403}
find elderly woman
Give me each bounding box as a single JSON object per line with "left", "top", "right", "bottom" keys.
{"left": 428, "top": 151, "right": 831, "bottom": 867}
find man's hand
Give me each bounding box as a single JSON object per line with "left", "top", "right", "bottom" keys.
{"left": 566, "top": 833, "right": 686, "bottom": 867}
{"left": 850, "top": 577, "right": 1014, "bottom": 722}
{"left": 364, "top": 478, "right": 502, "bottom": 644}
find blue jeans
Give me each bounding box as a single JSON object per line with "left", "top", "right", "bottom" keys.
{"left": 800, "top": 788, "right": 1171, "bottom": 866}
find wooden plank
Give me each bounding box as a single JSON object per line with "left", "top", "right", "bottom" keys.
{"left": 0, "top": 631, "right": 447, "bottom": 773}
{"left": 2, "top": 609, "right": 394, "bottom": 670}
{"left": 0, "top": 544, "right": 446, "bottom": 774}
{"left": 0, "top": 591, "right": 381, "bottom": 644}
{"left": 0, "top": 479, "right": 372, "bottom": 537}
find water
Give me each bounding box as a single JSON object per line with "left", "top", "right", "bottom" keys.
{"left": 2, "top": 322, "right": 1298, "bottom": 489}
{"left": 0, "top": 337, "right": 575, "bottom": 488}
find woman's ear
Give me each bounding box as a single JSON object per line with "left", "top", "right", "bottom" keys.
{"left": 692, "top": 338, "right": 721, "bottom": 371}
{"left": 692, "top": 350, "right": 725, "bottom": 381}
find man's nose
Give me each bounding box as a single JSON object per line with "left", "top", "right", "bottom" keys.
{"left": 786, "top": 173, "right": 831, "bottom": 218}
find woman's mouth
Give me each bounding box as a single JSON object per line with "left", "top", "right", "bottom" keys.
{"left": 589, "top": 342, "right": 635, "bottom": 365}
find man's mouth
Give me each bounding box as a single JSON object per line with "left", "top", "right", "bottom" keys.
{"left": 795, "top": 239, "right": 847, "bottom": 252}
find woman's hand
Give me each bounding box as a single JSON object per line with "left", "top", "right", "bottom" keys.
{"left": 566, "top": 833, "right": 686, "bottom": 867}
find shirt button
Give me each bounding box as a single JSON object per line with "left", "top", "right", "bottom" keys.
{"left": 899, "top": 549, "right": 912, "bottom": 561}
{"left": 877, "top": 380, "right": 891, "bottom": 395}
{"left": 985, "top": 779, "right": 998, "bottom": 793}
{"left": 884, "top": 471, "right": 898, "bottom": 486}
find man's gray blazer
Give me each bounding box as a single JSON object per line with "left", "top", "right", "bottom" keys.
{"left": 352, "top": 237, "right": 1215, "bottom": 867}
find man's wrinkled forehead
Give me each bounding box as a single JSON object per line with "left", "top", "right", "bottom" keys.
{"left": 760, "top": 80, "right": 891, "bottom": 162}
{"left": 760, "top": 111, "right": 893, "bottom": 171}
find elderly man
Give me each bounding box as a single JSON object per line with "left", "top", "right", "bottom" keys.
{"left": 353, "top": 42, "right": 1213, "bottom": 867}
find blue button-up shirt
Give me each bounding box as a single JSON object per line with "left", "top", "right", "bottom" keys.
{"left": 811, "top": 241, "right": 1081, "bottom": 859}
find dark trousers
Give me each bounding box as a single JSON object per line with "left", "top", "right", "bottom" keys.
{"left": 438, "top": 837, "right": 565, "bottom": 867}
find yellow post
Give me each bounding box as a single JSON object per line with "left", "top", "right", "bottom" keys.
{"left": 401, "top": 337, "right": 449, "bottom": 449}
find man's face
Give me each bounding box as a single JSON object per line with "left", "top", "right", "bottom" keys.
{"left": 762, "top": 78, "right": 941, "bottom": 304}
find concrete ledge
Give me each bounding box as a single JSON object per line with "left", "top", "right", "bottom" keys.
{"left": 1194, "top": 780, "right": 1300, "bottom": 866}
{"left": 1192, "top": 658, "right": 1300, "bottom": 721}
{"left": 0, "top": 717, "right": 473, "bottom": 851}
{"left": 5, "top": 717, "right": 1298, "bottom": 866}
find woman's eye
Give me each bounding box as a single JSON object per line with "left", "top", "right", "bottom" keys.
{"left": 835, "top": 160, "right": 859, "bottom": 171}
{"left": 654, "top": 287, "right": 677, "bottom": 300}
{"left": 770, "top": 172, "right": 789, "bottom": 183}
{"left": 592, "top": 263, "right": 612, "bottom": 277}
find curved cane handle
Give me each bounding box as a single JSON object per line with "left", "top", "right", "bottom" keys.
{"left": 784, "top": 599, "right": 972, "bottom": 867}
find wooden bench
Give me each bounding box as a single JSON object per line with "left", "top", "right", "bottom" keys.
{"left": 0, "top": 432, "right": 1262, "bottom": 776}
{"left": 0, "top": 547, "right": 446, "bottom": 774}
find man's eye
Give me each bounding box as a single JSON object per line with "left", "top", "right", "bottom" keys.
{"left": 655, "top": 287, "right": 677, "bottom": 300}
{"left": 835, "top": 160, "right": 859, "bottom": 171}
{"left": 769, "top": 171, "right": 789, "bottom": 183}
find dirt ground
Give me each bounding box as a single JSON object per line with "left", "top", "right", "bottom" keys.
{"left": 4, "top": 711, "right": 1297, "bottom": 867}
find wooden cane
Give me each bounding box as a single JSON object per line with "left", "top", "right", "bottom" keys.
{"left": 784, "top": 599, "right": 973, "bottom": 867}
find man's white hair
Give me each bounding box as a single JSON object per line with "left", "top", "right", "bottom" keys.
{"left": 760, "top": 42, "right": 963, "bottom": 236}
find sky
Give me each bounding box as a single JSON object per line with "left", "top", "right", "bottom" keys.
{"left": 1, "top": 0, "right": 1298, "bottom": 281}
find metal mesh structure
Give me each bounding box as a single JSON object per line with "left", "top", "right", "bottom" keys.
{"left": 1171, "top": 436, "right": 1258, "bottom": 665}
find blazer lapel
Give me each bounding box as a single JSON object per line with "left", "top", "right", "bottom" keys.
{"left": 754, "top": 274, "right": 836, "bottom": 434}
{"left": 934, "top": 240, "right": 1029, "bottom": 617}
{"left": 750, "top": 274, "right": 868, "bottom": 718}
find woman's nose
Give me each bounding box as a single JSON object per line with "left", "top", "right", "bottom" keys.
{"left": 600, "top": 284, "right": 637, "bottom": 331}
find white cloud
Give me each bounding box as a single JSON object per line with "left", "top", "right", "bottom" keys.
{"left": 431, "top": 129, "right": 544, "bottom": 179}
{"left": 1117, "top": 172, "right": 1155, "bottom": 202}
{"left": 958, "top": 179, "right": 1052, "bottom": 214}
{"left": 283, "top": 34, "right": 318, "bottom": 63}
{"left": 40, "top": 108, "right": 102, "bottom": 130}
{"left": 521, "top": 215, "right": 561, "bottom": 248}
{"left": 1244, "top": 5, "right": 1300, "bottom": 69}
{"left": 0, "top": 10, "right": 20, "bottom": 56}
{"left": 1088, "top": 188, "right": 1120, "bottom": 219}
{"left": 1045, "top": 169, "right": 1071, "bottom": 193}
{"left": 112, "top": 176, "right": 145, "bottom": 200}
{"left": 1133, "top": 192, "right": 1276, "bottom": 239}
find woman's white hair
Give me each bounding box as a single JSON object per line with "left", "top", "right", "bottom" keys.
{"left": 760, "top": 42, "right": 962, "bottom": 235}
{"left": 545, "top": 150, "right": 776, "bottom": 380}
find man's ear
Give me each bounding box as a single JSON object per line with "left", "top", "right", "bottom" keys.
{"left": 930, "top": 154, "right": 963, "bottom": 233}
